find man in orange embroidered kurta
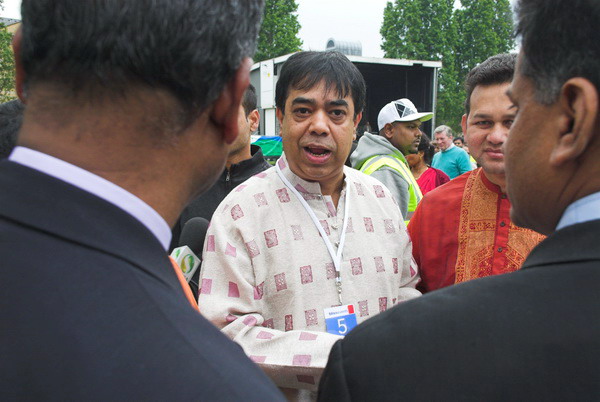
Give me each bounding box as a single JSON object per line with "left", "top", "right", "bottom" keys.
{"left": 408, "top": 54, "right": 545, "bottom": 293}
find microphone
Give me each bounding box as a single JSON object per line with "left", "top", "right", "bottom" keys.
{"left": 179, "top": 217, "right": 209, "bottom": 257}
{"left": 170, "top": 217, "right": 210, "bottom": 298}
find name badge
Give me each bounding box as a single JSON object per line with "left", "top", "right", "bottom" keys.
{"left": 324, "top": 304, "right": 357, "bottom": 336}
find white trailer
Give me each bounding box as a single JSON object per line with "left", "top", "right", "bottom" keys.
{"left": 250, "top": 53, "right": 442, "bottom": 138}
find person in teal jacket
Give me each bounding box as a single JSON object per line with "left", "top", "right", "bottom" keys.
{"left": 431, "top": 125, "right": 474, "bottom": 179}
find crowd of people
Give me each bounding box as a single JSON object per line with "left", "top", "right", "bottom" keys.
{"left": 1, "top": 0, "right": 598, "bottom": 401}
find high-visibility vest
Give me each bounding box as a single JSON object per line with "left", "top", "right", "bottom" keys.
{"left": 359, "top": 155, "right": 422, "bottom": 223}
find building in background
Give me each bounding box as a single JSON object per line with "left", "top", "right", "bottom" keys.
{"left": 250, "top": 52, "right": 441, "bottom": 143}
{"left": 0, "top": 18, "right": 20, "bottom": 33}
{"left": 325, "top": 38, "right": 362, "bottom": 56}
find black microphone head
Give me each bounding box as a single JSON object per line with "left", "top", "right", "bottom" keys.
{"left": 179, "top": 217, "right": 210, "bottom": 256}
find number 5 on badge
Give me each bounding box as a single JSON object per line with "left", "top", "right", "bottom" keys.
{"left": 324, "top": 305, "right": 358, "bottom": 336}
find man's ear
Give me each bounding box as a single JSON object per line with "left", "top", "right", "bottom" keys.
{"left": 550, "top": 77, "right": 599, "bottom": 166}
{"left": 276, "top": 107, "right": 284, "bottom": 128}
{"left": 248, "top": 109, "right": 260, "bottom": 133}
{"left": 210, "top": 57, "right": 252, "bottom": 144}
{"left": 382, "top": 123, "right": 393, "bottom": 140}
{"left": 12, "top": 27, "right": 26, "bottom": 103}
{"left": 461, "top": 114, "right": 468, "bottom": 141}
{"left": 353, "top": 112, "right": 363, "bottom": 130}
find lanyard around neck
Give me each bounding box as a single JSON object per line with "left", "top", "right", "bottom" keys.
{"left": 275, "top": 163, "right": 350, "bottom": 304}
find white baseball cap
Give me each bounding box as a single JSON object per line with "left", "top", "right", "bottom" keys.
{"left": 377, "top": 98, "right": 433, "bottom": 131}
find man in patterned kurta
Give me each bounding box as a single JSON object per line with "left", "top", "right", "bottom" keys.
{"left": 198, "top": 51, "right": 420, "bottom": 398}
{"left": 408, "top": 54, "right": 544, "bottom": 294}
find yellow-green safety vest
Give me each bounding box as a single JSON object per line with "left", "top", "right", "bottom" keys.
{"left": 359, "top": 155, "right": 422, "bottom": 223}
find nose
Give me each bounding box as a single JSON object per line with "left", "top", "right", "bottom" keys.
{"left": 308, "top": 110, "right": 329, "bottom": 136}
{"left": 488, "top": 124, "right": 508, "bottom": 145}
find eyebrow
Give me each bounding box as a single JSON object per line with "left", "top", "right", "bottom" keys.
{"left": 291, "top": 97, "right": 316, "bottom": 107}
{"left": 471, "top": 113, "right": 493, "bottom": 119}
{"left": 290, "top": 97, "right": 349, "bottom": 108}
{"left": 328, "top": 99, "right": 349, "bottom": 108}
{"left": 471, "top": 111, "right": 516, "bottom": 120}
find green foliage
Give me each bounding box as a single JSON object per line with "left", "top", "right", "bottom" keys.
{"left": 255, "top": 0, "right": 303, "bottom": 62}
{"left": 0, "top": 26, "right": 15, "bottom": 103}
{"left": 0, "top": 0, "right": 16, "bottom": 103}
{"left": 455, "top": 0, "right": 515, "bottom": 80}
{"left": 381, "top": 0, "right": 456, "bottom": 61}
{"left": 380, "top": 0, "right": 514, "bottom": 133}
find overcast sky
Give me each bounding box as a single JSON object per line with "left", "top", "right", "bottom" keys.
{"left": 1, "top": 0, "right": 516, "bottom": 59}
{"left": 297, "top": 0, "right": 390, "bottom": 57}
{"left": 1, "top": 0, "right": 19, "bottom": 19}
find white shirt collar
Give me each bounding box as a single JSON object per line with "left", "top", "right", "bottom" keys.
{"left": 556, "top": 191, "right": 600, "bottom": 231}
{"left": 442, "top": 143, "right": 455, "bottom": 152}
{"left": 276, "top": 152, "right": 349, "bottom": 196}
{"left": 9, "top": 146, "right": 172, "bottom": 250}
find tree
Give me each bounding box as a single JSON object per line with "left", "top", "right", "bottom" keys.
{"left": 255, "top": 0, "right": 303, "bottom": 62}
{"left": 380, "top": 0, "right": 514, "bottom": 132}
{"left": 0, "top": 0, "right": 16, "bottom": 103}
{"left": 0, "top": 27, "right": 15, "bottom": 103}
{"left": 381, "top": 0, "right": 456, "bottom": 62}
{"left": 454, "top": 0, "right": 515, "bottom": 80}
{"left": 381, "top": 0, "right": 462, "bottom": 131}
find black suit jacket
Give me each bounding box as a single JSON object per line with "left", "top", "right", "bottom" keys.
{"left": 318, "top": 220, "right": 600, "bottom": 401}
{"left": 0, "top": 161, "right": 283, "bottom": 401}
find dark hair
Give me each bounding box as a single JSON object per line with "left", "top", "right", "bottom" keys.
{"left": 0, "top": 100, "right": 24, "bottom": 159}
{"left": 464, "top": 53, "right": 517, "bottom": 115}
{"left": 454, "top": 136, "right": 465, "bottom": 145}
{"left": 242, "top": 84, "right": 258, "bottom": 116}
{"left": 516, "top": 0, "right": 600, "bottom": 104}
{"left": 20, "top": 0, "right": 264, "bottom": 128}
{"left": 417, "top": 133, "right": 435, "bottom": 165}
{"left": 275, "top": 51, "right": 366, "bottom": 118}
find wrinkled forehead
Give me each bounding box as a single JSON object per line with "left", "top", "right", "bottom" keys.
{"left": 287, "top": 78, "right": 352, "bottom": 102}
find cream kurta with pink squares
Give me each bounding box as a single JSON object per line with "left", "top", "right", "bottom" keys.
{"left": 198, "top": 153, "right": 420, "bottom": 394}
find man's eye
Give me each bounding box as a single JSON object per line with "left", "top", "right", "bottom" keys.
{"left": 294, "top": 108, "right": 310, "bottom": 115}
{"left": 330, "top": 110, "right": 346, "bottom": 117}
{"left": 475, "top": 121, "right": 491, "bottom": 127}
{"left": 504, "top": 120, "right": 514, "bottom": 128}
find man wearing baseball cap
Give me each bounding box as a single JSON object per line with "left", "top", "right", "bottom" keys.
{"left": 351, "top": 98, "right": 433, "bottom": 221}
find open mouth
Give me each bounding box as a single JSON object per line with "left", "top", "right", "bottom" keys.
{"left": 303, "top": 146, "right": 333, "bottom": 163}
{"left": 305, "top": 146, "right": 332, "bottom": 157}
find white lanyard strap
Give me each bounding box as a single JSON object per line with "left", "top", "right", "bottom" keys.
{"left": 276, "top": 163, "right": 351, "bottom": 304}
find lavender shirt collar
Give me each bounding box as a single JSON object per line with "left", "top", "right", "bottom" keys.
{"left": 556, "top": 191, "right": 600, "bottom": 231}
{"left": 9, "top": 146, "right": 171, "bottom": 250}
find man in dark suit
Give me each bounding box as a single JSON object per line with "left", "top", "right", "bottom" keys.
{"left": 318, "top": 0, "right": 600, "bottom": 400}
{"left": 0, "top": 1, "right": 283, "bottom": 400}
